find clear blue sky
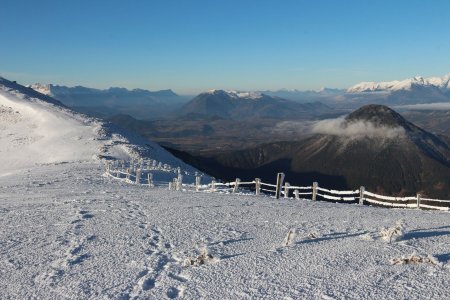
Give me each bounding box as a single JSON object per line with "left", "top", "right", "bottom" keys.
{"left": 1, "top": 0, "right": 450, "bottom": 94}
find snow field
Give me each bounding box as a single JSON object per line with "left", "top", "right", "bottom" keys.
{"left": 1, "top": 162, "right": 450, "bottom": 299}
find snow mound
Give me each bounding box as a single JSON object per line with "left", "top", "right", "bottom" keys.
{"left": 0, "top": 77, "right": 202, "bottom": 177}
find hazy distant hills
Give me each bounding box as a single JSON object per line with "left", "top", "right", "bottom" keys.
{"left": 28, "top": 83, "right": 180, "bottom": 105}
{"left": 27, "top": 83, "right": 190, "bottom": 120}
{"left": 170, "top": 105, "right": 450, "bottom": 198}
{"left": 180, "top": 90, "right": 334, "bottom": 119}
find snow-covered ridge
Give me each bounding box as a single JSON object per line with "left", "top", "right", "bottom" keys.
{"left": 0, "top": 77, "right": 202, "bottom": 177}
{"left": 348, "top": 74, "right": 450, "bottom": 93}
{"left": 206, "top": 89, "right": 263, "bottom": 100}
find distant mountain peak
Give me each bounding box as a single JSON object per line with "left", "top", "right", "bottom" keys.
{"left": 206, "top": 89, "right": 263, "bottom": 100}
{"left": 345, "top": 104, "right": 409, "bottom": 128}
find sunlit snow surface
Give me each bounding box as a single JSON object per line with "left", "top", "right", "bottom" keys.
{"left": 1, "top": 162, "right": 450, "bottom": 299}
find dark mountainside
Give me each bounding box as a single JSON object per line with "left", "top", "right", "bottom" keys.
{"left": 166, "top": 105, "right": 450, "bottom": 198}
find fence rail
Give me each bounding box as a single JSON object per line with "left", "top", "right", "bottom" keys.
{"left": 104, "top": 161, "right": 450, "bottom": 212}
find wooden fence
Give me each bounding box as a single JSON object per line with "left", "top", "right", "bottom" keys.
{"left": 104, "top": 160, "right": 450, "bottom": 212}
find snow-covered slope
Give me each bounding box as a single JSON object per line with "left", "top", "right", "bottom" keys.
{"left": 348, "top": 74, "right": 450, "bottom": 93}
{"left": 0, "top": 77, "right": 201, "bottom": 177}
{"left": 1, "top": 162, "right": 450, "bottom": 299}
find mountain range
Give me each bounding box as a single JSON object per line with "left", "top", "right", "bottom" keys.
{"left": 179, "top": 89, "right": 334, "bottom": 119}
{"left": 347, "top": 74, "right": 450, "bottom": 93}
{"left": 26, "top": 73, "right": 450, "bottom": 121}
{"left": 27, "top": 83, "right": 190, "bottom": 120}
{"left": 260, "top": 74, "right": 450, "bottom": 107}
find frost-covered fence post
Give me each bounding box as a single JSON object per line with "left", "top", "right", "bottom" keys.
{"left": 172, "top": 178, "right": 178, "bottom": 190}
{"left": 359, "top": 186, "right": 365, "bottom": 205}
{"left": 135, "top": 169, "right": 141, "bottom": 184}
{"left": 416, "top": 194, "right": 421, "bottom": 209}
{"left": 147, "top": 173, "right": 153, "bottom": 187}
{"left": 195, "top": 172, "right": 201, "bottom": 192}
{"left": 312, "top": 182, "right": 318, "bottom": 201}
{"left": 284, "top": 182, "right": 290, "bottom": 199}
{"left": 232, "top": 178, "right": 241, "bottom": 193}
{"left": 177, "top": 174, "right": 183, "bottom": 191}
{"left": 294, "top": 189, "right": 299, "bottom": 200}
{"left": 210, "top": 180, "right": 216, "bottom": 192}
{"left": 255, "top": 178, "right": 261, "bottom": 196}
{"left": 126, "top": 168, "right": 131, "bottom": 181}
{"left": 168, "top": 181, "right": 173, "bottom": 190}
{"left": 275, "top": 172, "right": 285, "bottom": 199}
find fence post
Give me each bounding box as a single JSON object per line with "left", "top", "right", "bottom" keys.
{"left": 135, "top": 169, "right": 141, "bottom": 184}
{"left": 232, "top": 178, "right": 241, "bottom": 193}
{"left": 195, "top": 173, "right": 201, "bottom": 192}
{"left": 172, "top": 178, "right": 178, "bottom": 190}
{"left": 210, "top": 180, "right": 216, "bottom": 192}
{"left": 168, "top": 182, "right": 173, "bottom": 190}
{"left": 312, "top": 182, "right": 318, "bottom": 201}
{"left": 275, "top": 172, "right": 285, "bottom": 199}
{"left": 176, "top": 175, "right": 183, "bottom": 191}
{"left": 126, "top": 168, "right": 131, "bottom": 181}
{"left": 255, "top": 178, "right": 261, "bottom": 196}
{"left": 416, "top": 193, "right": 421, "bottom": 209}
{"left": 284, "top": 182, "right": 290, "bottom": 199}
{"left": 147, "top": 173, "right": 153, "bottom": 187}
{"left": 359, "top": 186, "right": 365, "bottom": 205}
{"left": 294, "top": 189, "right": 299, "bottom": 200}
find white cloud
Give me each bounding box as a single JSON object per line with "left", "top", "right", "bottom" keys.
{"left": 397, "top": 102, "right": 450, "bottom": 111}
{"left": 311, "top": 117, "right": 405, "bottom": 138}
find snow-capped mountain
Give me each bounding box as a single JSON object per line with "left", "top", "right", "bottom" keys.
{"left": 347, "top": 74, "right": 450, "bottom": 93}
{"left": 0, "top": 77, "right": 203, "bottom": 178}
{"left": 206, "top": 89, "right": 263, "bottom": 100}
